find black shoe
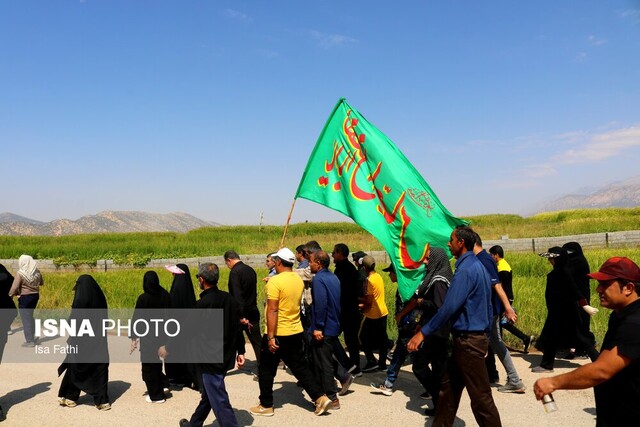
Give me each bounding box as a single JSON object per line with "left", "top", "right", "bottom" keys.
{"left": 523, "top": 335, "right": 534, "bottom": 354}
{"left": 179, "top": 418, "right": 190, "bottom": 427}
{"left": 362, "top": 361, "right": 379, "bottom": 373}
{"left": 424, "top": 407, "right": 436, "bottom": 416}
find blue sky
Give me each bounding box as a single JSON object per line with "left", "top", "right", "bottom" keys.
{"left": 2, "top": 1, "right": 639, "bottom": 225}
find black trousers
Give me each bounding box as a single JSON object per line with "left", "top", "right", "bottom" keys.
{"left": 412, "top": 335, "right": 448, "bottom": 406}
{"left": 243, "top": 320, "right": 263, "bottom": 366}
{"left": 258, "top": 333, "right": 324, "bottom": 408}
{"left": 342, "top": 312, "right": 361, "bottom": 369}
{"left": 310, "top": 336, "right": 338, "bottom": 400}
{"left": 360, "top": 316, "right": 388, "bottom": 367}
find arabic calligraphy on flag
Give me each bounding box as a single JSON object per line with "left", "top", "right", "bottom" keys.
{"left": 295, "top": 98, "right": 467, "bottom": 300}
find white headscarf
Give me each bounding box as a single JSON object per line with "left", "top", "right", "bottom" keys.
{"left": 18, "top": 254, "right": 39, "bottom": 282}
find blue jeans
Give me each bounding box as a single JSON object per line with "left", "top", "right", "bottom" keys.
{"left": 18, "top": 293, "right": 39, "bottom": 343}
{"left": 384, "top": 336, "right": 409, "bottom": 388}
{"left": 188, "top": 372, "right": 237, "bottom": 427}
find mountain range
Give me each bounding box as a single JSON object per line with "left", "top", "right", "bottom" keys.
{"left": 0, "top": 211, "right": 219, "bottom": 236}
{"left": 540, "top": 175, "right": 640, "bottom": 212}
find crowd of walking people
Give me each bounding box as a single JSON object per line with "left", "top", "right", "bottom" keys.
{"left": 0, "top": 225, "right": 639, "bottom": 426}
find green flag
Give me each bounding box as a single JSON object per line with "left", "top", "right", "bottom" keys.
{"left": 295, "top": 98, "right": 467, "bottom": 301}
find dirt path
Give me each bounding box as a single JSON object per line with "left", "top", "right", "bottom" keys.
{"left": 0, "top": 331, "right": 598, "bottom": 427}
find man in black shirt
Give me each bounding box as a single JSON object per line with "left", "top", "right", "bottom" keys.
{"left": 160, "top": 262, "right": 245, "bottom": 427}
{"left": 534, "top": 257, "right": 640, "bottom": 426}
{"left": 224, "top": 250, "right": 262, "bottom": 365}
{"left": 332, "top": 243, "right": 362, "bottom": 374}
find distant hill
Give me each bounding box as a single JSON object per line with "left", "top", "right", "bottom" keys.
{"left": 541, "top": 175, "right": 640, "bottom": 212}
{"left": 0, "top": 211, "right": 219, "bottom": 236}
{"left": 0, "top": 213, "right": 45, "bottom": 225}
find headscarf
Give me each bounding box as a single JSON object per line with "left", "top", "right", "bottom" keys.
{"left": 143, "top": 271, "right": 163, "bottom": 295}
{"left": 563, "top": 241, "right": 591, "bottom": 301}
{"left": 18, "top": 254, "right": 40, "bottom": 282}
{"left": 546, "top": 246, "right": 568, "bottom": 270}
{"left": 72, "top": 275, "right": 108, "bottom": 309}
{"left": 169, "top": 263, "right": 196, "bottom": 308}
{"left": 417, "top": 246, "right": 453, "bottom": 296}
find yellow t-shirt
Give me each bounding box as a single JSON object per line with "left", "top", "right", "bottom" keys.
{"left": 364, "top": 272, "right": 389, "bottom": 319}
{"left": 497, "top": 258, "right": 511, "bottom": 273}
{"left": 265, "top": 271, "right": 304, "bottom": 336}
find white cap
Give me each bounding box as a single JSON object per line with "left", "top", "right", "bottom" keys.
{"left": 275, "top": 248, "right": 296, "bottom": 263}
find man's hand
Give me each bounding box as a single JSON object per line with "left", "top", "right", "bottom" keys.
{"left": 533, "top": 377, "right": 555, "bottom": 400}
{"left": 313, "top": 330, "right": 324, "bottom": 341}
{"left": 268, "top": 338, "right": 279, "bottom": 354}
{"left": 129, "top": 338, "right": 139, "bottom": 355}
{"left": 158, "top": 345, "right": 168, "bottom": 359}
{"left": 237, "top": 354, "right": 245, "bottom": 369}
{"left": 582, "top": 305, "right": 599, "bottom": 316}
{"left": 407, "top": 331, "right": 425, "bottom": 352}
{"left": 504, "top": 306, "right": 517, "bottom": 323}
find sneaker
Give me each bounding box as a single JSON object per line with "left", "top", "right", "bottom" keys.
{"left": 531, "top": 366, "right": 554, "bottom": 373}
{"left": 179, "top": 419, "right": 190, "bottom": 427}
{"left": 361, "top": 361, "right": 379, "bottom": 373}
{"left": 314, "top": 395, "right": 331, "bottom": 416}
{"left": 21, "top": 341, "right": 36, "bottom": 348}
{"left": 497, "top": 381, "right": 526, "bottom": 393}
{"left": 370, "top": 382, "right": 393, "bottom": 396}
{"left": 329, "top": 398, "right": 340, "bottom": 410}
{"left": 250, "top": 404, "right": 274, "bottom": 417}
{"left": 339, "top": 374, "right": 354, "bottom": 396}
{"left": 58, "top": 398, "right": 77, "bottom": 408}
{"left": 419, "top": 391, "right": 432, "bottom": 400}
{"left": 145, "top": 395, "right": 166, "bottom": 403}
{"left": 523, "top": 335, "right": 534, "bottom": 354}
{"left": 96, "top": 403, "right": 111, "bottom": 411}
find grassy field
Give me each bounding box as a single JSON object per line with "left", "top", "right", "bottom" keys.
{"left": 33, "top": 246, "right": 640, "bottom": 350}
{"left": 1, "top": 207, "right": 640, "bottom": 266}
{"left": 4, "top": 207, "right": 640, "bottom": 349}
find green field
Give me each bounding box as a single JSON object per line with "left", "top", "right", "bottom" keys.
{"left": 4, "top": 207, "right": 640, "bottom": 349}
{"left": 1, "top": 207, "right": 640, "bottom": 266}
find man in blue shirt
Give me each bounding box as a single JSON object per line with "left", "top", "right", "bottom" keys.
{"left": 309, "top": 250, "right": 342, "bottom": 409}
{"left": 408, "top": 225, "right": 502, "bottom": 426}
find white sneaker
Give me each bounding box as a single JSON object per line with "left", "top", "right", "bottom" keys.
{"left": 145, "top": 395, "right": 166, "bottom": 404}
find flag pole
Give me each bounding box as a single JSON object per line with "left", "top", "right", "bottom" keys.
{"left": 280, "top": 198, "right": 297, "bottom": 249}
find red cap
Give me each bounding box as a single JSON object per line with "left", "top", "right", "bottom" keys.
{"left": 587, "top": 257, "right": 640, "bottom": 282}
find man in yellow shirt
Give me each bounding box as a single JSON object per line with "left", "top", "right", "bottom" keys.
{"left": 250, "top": 248, "right": 331, "bottom": 417}
{"left": 359, "top": 255, "right": 390, "bottom": 372}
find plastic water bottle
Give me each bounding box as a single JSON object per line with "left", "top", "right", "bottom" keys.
{"left": 542, "top": 394, "right": 558, "bottom": 413}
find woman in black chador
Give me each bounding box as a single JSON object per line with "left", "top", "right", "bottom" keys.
{"left": 0, "top": 264, "right": 17, "bottom": 421}
{"left": 533, "top": 247, "right": 599, "bottom": 372}
{"left": 165, "top": 264, "right": 197, "bottom": 388}
{"left": 563, "top": 241, "right": 597, "bottom": 357}
{"left": 131, "top": 271, "right": 171, "bottom": 403}
{"left": 57, "top": 275, "right": 111, "bottom": 410}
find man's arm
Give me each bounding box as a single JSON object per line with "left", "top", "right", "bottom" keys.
{"left": 494, "top": 283, "right": 517, "bottom": 323}
{"left": 533, "top": 347, "right": 631, "bottom": 399}
{"left": 266, "top": 298, "right": 279, "bottom": 353}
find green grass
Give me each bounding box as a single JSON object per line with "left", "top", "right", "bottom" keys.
{"left": 5, "top": 207, "right": 640, "bottom": 348}
{"left": 2, "top": 207, "right": 640, "bottom": 266}
{"left": 32, "top": 246, "right": 640, "bottom": 350}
